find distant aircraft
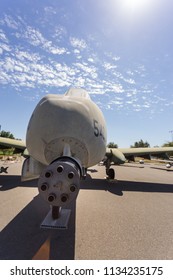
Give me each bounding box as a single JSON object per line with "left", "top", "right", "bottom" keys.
{"left": 1, "top": 88, "right": 173, "bottom": 226}
{"left": 0, "top": 166, "right": 8, "bottom": 174}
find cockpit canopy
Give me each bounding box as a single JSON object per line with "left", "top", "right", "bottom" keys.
{"left": 65, "top": 88, "right": 90, "bottom": 99}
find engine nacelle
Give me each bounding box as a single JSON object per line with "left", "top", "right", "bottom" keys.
{"left": 108, "top": 148, "right": 126, "bottom": 165}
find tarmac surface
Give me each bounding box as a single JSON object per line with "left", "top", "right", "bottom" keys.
{"left": 0, "top": 159, "right": 173, "bottom": 260}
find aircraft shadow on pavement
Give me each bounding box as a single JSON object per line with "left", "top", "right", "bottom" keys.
{"left": 150, "top": 166, "right": 173, "bottom": 172}
{"left": 120, "top": 164, "right": 145, "bottom": 169}
{"left": 0, "top": 195, "right": 76, "bottom": 260}
{"left": 0, "top": 175, "right": 38, "bottom": 190}
{"left": 122, "top": 163, "right": 173, "bottom": 172}
{"left": 87, "top": 168, "right": 98, "bottom": 173}
{"left": 81, "top": 176, "right": 173, "bottom": 196}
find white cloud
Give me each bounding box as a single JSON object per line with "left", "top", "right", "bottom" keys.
{"left": 105, "top": 52, "right": 120, "bottom": 61}
{"left": 123, "top": 78, "right": 136, "bottom": 85}
{"left": 22, "top": 26, "right": 47, "bottom": 46}
{"left": 16, "top": 26, "right": 67, "bottom": 55}
{"left": 48, "top": 45, "right": 66, "bottom": 55}
{"left": 0, "top": 29, "right": 9, "bottom": 43}
{"left": 44, "top": 6, "right": 57, "bottom": 15}
{"left": 143, "top": 104, "right": 150, "bottom": 108}
{"left": 1, "top": 14, "right": 19, "bottom": 29}
{"left": 74, "top": 49, "right": 80, "bottom": 54}
{"left": 70, "top": 37, "right": 87, "bottom": 50}
{"left": 126, "top": 70, "right": 134, "bottom": 76}
{"left": 112, "top": 56, "right": 120, "bottom": 61}
{"left": 112, "top": 71, "right": 123, "bottom": 79}
{"left": 88, "top": 58, "right": 94, "bottom": 63}
{"left": 112, "top": 100, "right": 123, "bottom": 105}
{"left": 103, "top": 62, "right": 117, "bottom": 71}
{"left": 54, "top": 63, "right": 77, "bottom": 77}
{"left": 0, "top": 14, "right": 171, "bottom": 115}
{"left": 15, "top": 50, "right": 41, "bottom": 62}
{"left": 111, "top": 84, "right": 124, "bottom": 93}
{"left": 74, "top": 76, "right": 86, "bottom": 87}
{"left": 53, "top": 25, "right": 67, "bottom": 41}
{"left": 102, "top": 79, "right": 124, "bottom": 94}
{"left": 74, "top": 62, "right": 98, "bottom": 79}
{"left": 0, "top": 42, "right": 11, "bottom": 53}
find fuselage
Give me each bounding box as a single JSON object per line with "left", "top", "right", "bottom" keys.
{"left": 26, "top": 88, "right": 107, "bottom": 168}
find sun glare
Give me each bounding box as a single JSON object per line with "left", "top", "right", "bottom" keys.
{"left": 122, "top": 0, "right": 151, "bottom": 13}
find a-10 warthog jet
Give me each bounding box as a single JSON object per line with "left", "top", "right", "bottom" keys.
{"left": 1, "top": 88, "right": 173, "bottom": 228}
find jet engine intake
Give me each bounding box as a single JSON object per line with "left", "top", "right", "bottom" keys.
{"left": 38, "top": 157, "right": 81, "bottom": 207}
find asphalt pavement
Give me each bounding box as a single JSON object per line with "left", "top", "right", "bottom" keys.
{"left": 0, "top": 159, "right": 173, "bottom": 260}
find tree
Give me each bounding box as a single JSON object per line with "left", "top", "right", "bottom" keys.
{"left": 162, "top": 142, "right": 173, "bottom": 156}
{"left": 0, "top": 130, "right": 15, "bottom": 151}
{"left": 162, "top": 141, "right": 173, "bottom": 147}
{"left": 130, "top": 139, "right": 150, "bottom": 148}
{"left": 0, "top": 130, "right": 15, "bottom": 139}
{"left": 107, "top": 142, "right": 118, "bottom": 148}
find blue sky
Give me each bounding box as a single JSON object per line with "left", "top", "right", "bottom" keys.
{"left": 0, "top": 0, "right": 173, "bottom": 147}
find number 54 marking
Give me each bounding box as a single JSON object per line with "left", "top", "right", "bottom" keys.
{"left": 93, "top": 120, "right": 105, "bottom": 142}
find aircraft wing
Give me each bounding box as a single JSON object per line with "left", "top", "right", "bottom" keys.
{"left": 106, "top": 147, "right": 173, "bottom": 164}
{"left": 0, "top": 137, "right": 28, "bottom": 155}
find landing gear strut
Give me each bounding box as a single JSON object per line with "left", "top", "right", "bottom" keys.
{"left": 105, "top": 159, "right": 115, "bottom": 180}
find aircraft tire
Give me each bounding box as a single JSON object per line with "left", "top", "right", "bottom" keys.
{"left": 108, "top": 168, "right": 115, "bottom": 180}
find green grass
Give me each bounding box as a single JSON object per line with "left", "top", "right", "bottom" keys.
{"left": 0, "top": 148, "right": 14, "bottom": 156}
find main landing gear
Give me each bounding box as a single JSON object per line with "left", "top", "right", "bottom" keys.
{"left": 105, "top": 159, "right": 115, "bottom": 180}
{"left": 106, "top": 168, "right": 115, "bottom": 180}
